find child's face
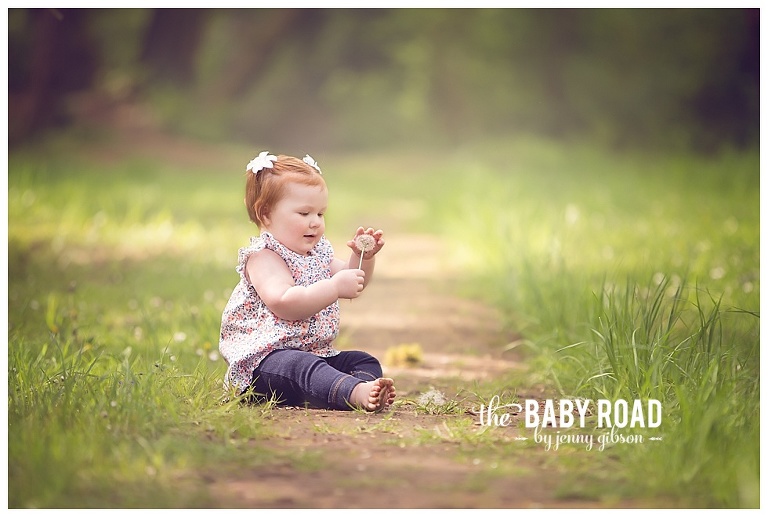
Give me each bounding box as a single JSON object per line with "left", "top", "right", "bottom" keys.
{"left": 263, "top": 182, "right": 328, "bottom": 255}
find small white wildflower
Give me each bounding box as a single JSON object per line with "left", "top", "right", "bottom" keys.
{"left": 743, "top": 282, "right": 754, "bottom": 293}
{"left": 208, "top": 351, "right": 220, "bottom": 362}
{"left": 173, "top": 332, "right": 187, "bottom": 343}
{"left": 110, "top": 400, "right": 118, "bottom": 408}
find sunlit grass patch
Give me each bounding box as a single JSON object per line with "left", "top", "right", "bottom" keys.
{"left": 432, "top": 138, "right": 759, "bottom": 508}
{"left": 7, "top": 149, "right": 288, "bottom": 507}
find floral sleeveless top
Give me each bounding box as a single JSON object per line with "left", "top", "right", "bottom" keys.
{"left": 219, "top": 232, "right": 340, "bottom": 393}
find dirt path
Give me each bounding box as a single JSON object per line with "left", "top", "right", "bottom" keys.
{"left": 195, "top": 233, "right": 653, "bottom": 509}
{"left": 72, "top": 109, "right": 646, "bottom": 508}
{"left": 204, "top": 233, "right": 552, "bottom": 509}
{"left": 341, "top": 233, "right": 521, "bottom": 392}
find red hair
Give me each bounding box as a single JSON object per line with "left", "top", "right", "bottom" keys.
{"left": 245, "top": 155, "right": 326, "bottom": 227}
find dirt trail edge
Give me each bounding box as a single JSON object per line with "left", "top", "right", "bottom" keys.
{"left": 196, "top": 233, "right": 652, "bottom": 509}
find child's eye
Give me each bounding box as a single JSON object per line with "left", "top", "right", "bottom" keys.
{"left": 298, "top": 212, "right": 309, "bottom": 216}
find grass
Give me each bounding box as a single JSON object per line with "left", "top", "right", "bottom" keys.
{"left": 7, "top": 132, "right": 759, "bottom": 508}
{"left": 428, "top": 138, "right": 760, "bottom": 508}
{"left": 7, "top": 143, "right": 298, "bottom": 507}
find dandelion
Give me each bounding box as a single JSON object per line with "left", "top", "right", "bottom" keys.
{"left": 354, "top": 233, "right": 376, "bottom": 269}
{"left": 417, "top": 388, "right": 447, "bottom": 407}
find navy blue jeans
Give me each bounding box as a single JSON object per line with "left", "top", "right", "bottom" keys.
{"left": 248, "top": 349, "right": 383, "bottom": 410}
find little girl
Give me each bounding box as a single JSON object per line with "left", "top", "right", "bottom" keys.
{"left": 219, "top": 151, "right": 396, "bottom": 412}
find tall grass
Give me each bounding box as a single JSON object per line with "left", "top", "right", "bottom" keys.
{"left": 6, "top": 146, "right": 316, "bottom": 507}
{"left": 569, "top": 279, "right": 759, "bottom": 506}
{"left": 433, "top": 138, "right": 759, "bottom": 507}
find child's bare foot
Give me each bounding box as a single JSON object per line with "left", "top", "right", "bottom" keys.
{"left": 350, "top": 378, "right": 396, "bottom": 412}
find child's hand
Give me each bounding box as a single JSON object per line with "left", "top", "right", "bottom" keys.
{"left": 333, "top": 268, "right": 366, "bottom": 299}
{"left": 348, "top": 227, "right": 385, "bottom": 260}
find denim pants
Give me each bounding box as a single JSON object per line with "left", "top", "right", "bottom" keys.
{"left": 249, "top": 349, "right": 383, "bottom": 410}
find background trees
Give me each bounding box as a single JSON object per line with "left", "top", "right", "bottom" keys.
{"left": 7, "top": 8, "right": 759, "bottom": 152}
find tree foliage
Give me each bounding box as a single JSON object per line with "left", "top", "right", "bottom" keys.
{"left": 8, "top": 8, "right": 759, "bottom": 152}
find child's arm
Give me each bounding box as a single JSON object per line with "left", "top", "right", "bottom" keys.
{"left": 247, "top": 249, "right": 365, "bottom": 321}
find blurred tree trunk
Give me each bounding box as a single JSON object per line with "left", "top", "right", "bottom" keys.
{"left": 537, "top": 9, "right": 584, "bottom": 137}
{"left": 209, "top": 9, "right": 303, "bottom": 99}
{"left": 8, "top": 8, "right": 98, "bottom": 144}
{"left": 140, "top": 9, "right": 208, "bottom": 87}
{"left": 429, "top": 13, "right": 471, "bottom": 144}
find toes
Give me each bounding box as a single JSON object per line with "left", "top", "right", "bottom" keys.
{"left": 355, "top": 378, "right": 397, "bottom": 412}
